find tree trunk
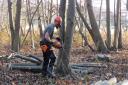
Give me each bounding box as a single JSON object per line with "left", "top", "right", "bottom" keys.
{"left": 106, "top": 0, "right": 111, "bottom": 49}
{"left": 14, "top": 0, "right": 22, "bottom": 52}
{"left": 87, "top": 0, "right": 108, "bottom": 52}
{"left": 76, "top": 2, "right": 108, "bottom": 52}
{"left": 76, "top": 2, "right": 94, "bottom": 40}
{"left": 74, "top": 16, "right": 94, "bottom": 51}
{"left": 126, "top": 0, "right": 128, "bottom": 10}
{"left": 27, "top": 0, "right": 35, "bottom": 49}
{"left": 7, "top": 0, "right": 22, "bottom": 52}
{"left": 49, "top": 0, "right": 53, "bottom": 23}
{"left": 56, "top": 0, "right": 76, "bottom": 75}
{"left": 21, "top": 0, "right": 42, "bottom": 48}
{"left": 63, "top": 0, "right": 76, "bottom": 75}
{"left": 79, "top": 27, "right": 95, "bottom": 51}
{"left": 56, "top": 0, "right": 59, "bottom": 15}
{"left": 0, "top": 0, "right": 4, "bottom": 24}
{"left": 37, "top": 0, "right": 43, "bottom": 39}
{"left": 7, "top": 0, "right": 15, "bottom": 50}
{"left": 41, "top": 0, "right": 46, "bottom": 28}
{"left": 118, "top": 27, "right": 122, "bottom": 48}
{"left": 118, "top": 5, "right": 122, "bottom": 49}
{"left": 113, "top": 0, "right": 121, "bottom": 50}
{"left": 99, "top": 0, "right": 103, "bottom": 28}
{"left": 56, "top": 0, "right": 66, "bottom": 74}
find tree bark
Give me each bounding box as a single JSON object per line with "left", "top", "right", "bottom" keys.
{"left": 113, "top": 0, "right": 121, "bottom": 50}
{"left": 126, "top": 0, "right": 128, "bottom": 10}
{"left": 37, "top": 0, "right": 43, "bottom": 39}
{"left": 106, "top": 0, "right": 111, "bottom": 49}
{"left": 76, "top": 2, "right": 94, "bottom": 39}
{"left": 7, "top": 0, "right": 22, "bottom": 52}
{"left": 79, "top": 27, "right": 95, "bottom": 51}
{"left": 7, "top": 0, "right": 15, "bottom": 50}
{"left": 48, "top": 0, "right": 53, "bottom": 23}
{"left": 56, "top": 0, "right": 76, "bottom": 75}
{"left": 0, "top": 0, "right": 4, "bottom": 25}
{"left": 14, "top": 0, "right": 22, "bottom": 52}
{"left": 87, "top": 0, "right": 108, "bottom": 52}
{"left": 99, "top": 0, "right": 103, "bottom": 28}
{"left": 56, "top": 0, "right": 66, "bottom": 74}
{"left": 76, "top": 2, "right": 108, "bottom": 52}
{"left": 118, "top": 27, "right": 122, "bottom": 48}
{"left": 63, "top": 0, "right": 76, "bottom": 74}
{"left": 118, "top": 5, "right": 123, "bottom": 49}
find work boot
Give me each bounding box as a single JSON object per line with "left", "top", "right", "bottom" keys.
{"left": 47, "top": 67, "right": 55, "bottom": 78}
{"left": 42, "top": 71, "right": 47, "bottom": 77}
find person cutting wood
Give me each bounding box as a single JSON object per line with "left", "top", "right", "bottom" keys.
{"left": 40, "top": 16, "right": 62, "bottom": 77}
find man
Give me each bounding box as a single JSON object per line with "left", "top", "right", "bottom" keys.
{"left": 40, "top": 16, "right": 62, "bottom": 77}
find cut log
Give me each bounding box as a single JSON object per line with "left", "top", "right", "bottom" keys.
{"left": 8, "top": 63, "right": 42, "bottom": 73}
{"left": 70, "top": 63, "right": 107, "bottom": 68}
{"left": 70, "top": 63, "right": 107, "bottom": 75}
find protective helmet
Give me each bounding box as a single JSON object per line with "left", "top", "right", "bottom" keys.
{"left": 54, "top": 16, "right": 62, "bottom": 26}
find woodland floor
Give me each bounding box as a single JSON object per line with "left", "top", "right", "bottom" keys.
{"left": 1, "top": 45, "right": 128, "bottom": 85}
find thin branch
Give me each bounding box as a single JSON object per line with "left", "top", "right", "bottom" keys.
{"left": 21, "top": 0, "right": 42, "bottom": 48}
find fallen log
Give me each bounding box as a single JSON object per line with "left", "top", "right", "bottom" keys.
{"left": 70, "top": 63, "right": 107, "bottom": 68}
{"left": 27, "top": 54, "right": 43, "bottom": 62}
{"left": 70, "top": 63, "right": 107, "bottom": 75}
{"left": 14, "top": 54, "right": 42, "bottom": 65}
{"left": 8, "top": 63, "right": 42, "bottom": 73}
{"left": 8, "top": 63, "right": 52, "bottom": 74}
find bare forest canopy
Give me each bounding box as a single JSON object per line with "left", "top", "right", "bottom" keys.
{"left": 0, "top": 0, "right": 128, "bottom": 57}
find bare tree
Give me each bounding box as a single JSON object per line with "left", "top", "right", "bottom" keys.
{"left": 76, "top": 0, "right": 108, "bottom": 52}
{"left": 21, "top": 0, "right": 42, "bottom": 48}
{"left": 0, "top": 0, "right": 4, "bottom": 25}
{"left": 56, "top": 0, "right": 76, "bottom": 75}
{"left": 7, "top": 0, "right": 22, "bottom": 52}
{"left": 99, "top": 0, "right": 103, "bottom": 28}
{"left": 106, "top": 0, "right": 111, "bottom": 49}
{"left": 78, "top": 0, "right": 108, "bottom": 52}
{"left": 37, "top": 0, "right": 43, "bottom": 39}
{"left": 48, "top": 0, "right": 53, "bottom": 23}
{"left": 113, "top": 0, "right": 121, "bottom": 50}
{"left": 41, "top": 0, "right": 46, "bottom": 29}
{"left": 87, "top": 0, "right": 108, "bottom": 52}
{"left": 56, "top": 0, "right": 66, "bottom": 74}
{"left": 26, "top": 0, "right": 35, "bottom": 49}
{"left": 62, "top": 0, "right": 76, "bottom": 74}
{"left": 78, "top": 21, "right": 95, "bottom": 51}
{"left": 76, "top": 2, "right": 94, "bottom": 42}
{"left": 126, "top": 0, "right": 128, "bottom": 10}
{"left": 118, "top": 2, "right": 122, "bottom": 49}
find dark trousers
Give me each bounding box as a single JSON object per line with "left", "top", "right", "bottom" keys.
{"left": 42, "top": 50, "right": 56, "bottom": 75}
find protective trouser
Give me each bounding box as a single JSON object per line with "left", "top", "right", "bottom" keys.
{"left": 42, "top": 50, "right": 56, "bottom": 76}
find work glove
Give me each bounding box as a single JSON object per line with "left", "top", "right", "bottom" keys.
{"left": 55, "top": 37, "right": 61, "bottom": 42}
{"left": 53, "top": 38, "right": 62, "bottom": 49}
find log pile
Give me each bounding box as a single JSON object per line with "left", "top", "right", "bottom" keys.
{"left": 7, "top": 53, "right": 109, "bottom": 74}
